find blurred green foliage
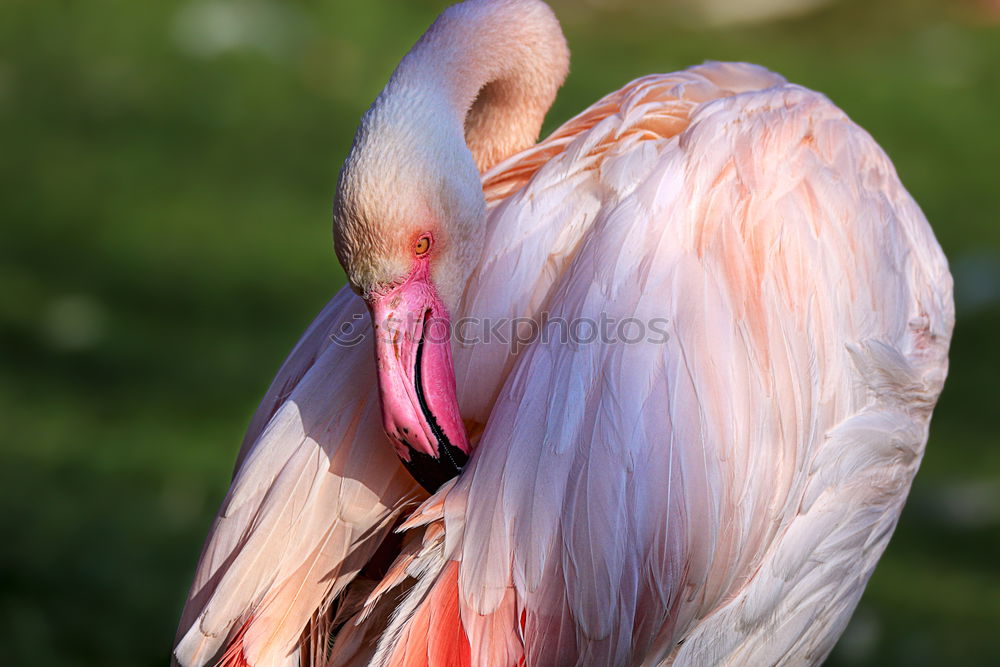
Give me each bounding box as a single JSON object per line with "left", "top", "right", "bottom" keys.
{"left": 1, "top": 0, "right": 998, "bottom": 665}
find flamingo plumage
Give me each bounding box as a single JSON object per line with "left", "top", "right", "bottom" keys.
{"left": 173, "top": 0, "right": 954, "bottom": 665}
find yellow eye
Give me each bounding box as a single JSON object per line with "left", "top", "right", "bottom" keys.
{"left": 414, "top": 236, "right": 431, "bottom": 256}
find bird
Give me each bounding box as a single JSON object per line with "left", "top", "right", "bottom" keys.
{"left": 172, "top": 0, "right": 954, "bottom": 665}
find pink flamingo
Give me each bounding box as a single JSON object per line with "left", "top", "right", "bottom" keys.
{"left": 173, "top": 0, "right": 953, "bottom": 665}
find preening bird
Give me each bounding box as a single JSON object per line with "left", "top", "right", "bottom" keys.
{"left": 173, "top": 0, "right": 954, "bottom": 665}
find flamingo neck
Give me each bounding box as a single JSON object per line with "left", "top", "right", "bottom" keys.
{"left": 333, "top": 0, "right": 569, "bottom": 312}
{"left": 380, "top": 0, "right": 569, "bottom": 173}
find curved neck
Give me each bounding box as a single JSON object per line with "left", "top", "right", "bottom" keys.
{"left": 381, "top": 0, "right": 569, "bottom": 172}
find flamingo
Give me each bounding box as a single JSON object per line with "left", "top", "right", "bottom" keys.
{"left": 172, "top": 0, "right": 954, "bottom": 665}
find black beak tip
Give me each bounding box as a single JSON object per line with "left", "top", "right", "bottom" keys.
{"left": 398, "top": 437, "right": 468, "bottom": 493}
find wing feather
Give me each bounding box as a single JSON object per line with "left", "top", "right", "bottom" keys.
{"left": 381, "top": 62, "right": 952, "bottom": 666}
{"left": 174, "top": 290, "right": 420, "bottom": 666}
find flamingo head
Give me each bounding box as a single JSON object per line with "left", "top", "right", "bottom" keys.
{"left": 333, "top": 101, "right": 484, "bottom": 492}
{"left": 331, "top": 0, "right": 568, "bottom": 492}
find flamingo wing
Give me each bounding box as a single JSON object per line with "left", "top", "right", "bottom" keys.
{"left": 373, "top": 63, "right": 952, "bottom": 666}
{"left": 173, "top": 290, "right": 421, "bottom": 667}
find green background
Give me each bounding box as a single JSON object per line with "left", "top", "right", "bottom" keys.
{"left": 1, "top": 0, "right": 998, "bottom": 664}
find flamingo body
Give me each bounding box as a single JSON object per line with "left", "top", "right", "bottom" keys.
{"left": 173, "top": 3, "right": 953, "bottom": 666}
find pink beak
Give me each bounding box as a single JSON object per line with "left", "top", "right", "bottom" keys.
{"left": 367, "top": 262, "right": 470, "bottom": 491}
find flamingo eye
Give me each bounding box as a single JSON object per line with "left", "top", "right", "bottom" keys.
{"left": 414, "top": 236, "right": 431, "bottom": 256}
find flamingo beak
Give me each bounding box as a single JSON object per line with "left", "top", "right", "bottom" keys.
{"left": 368, "top": 263, "right": 470, "bottom": 492}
